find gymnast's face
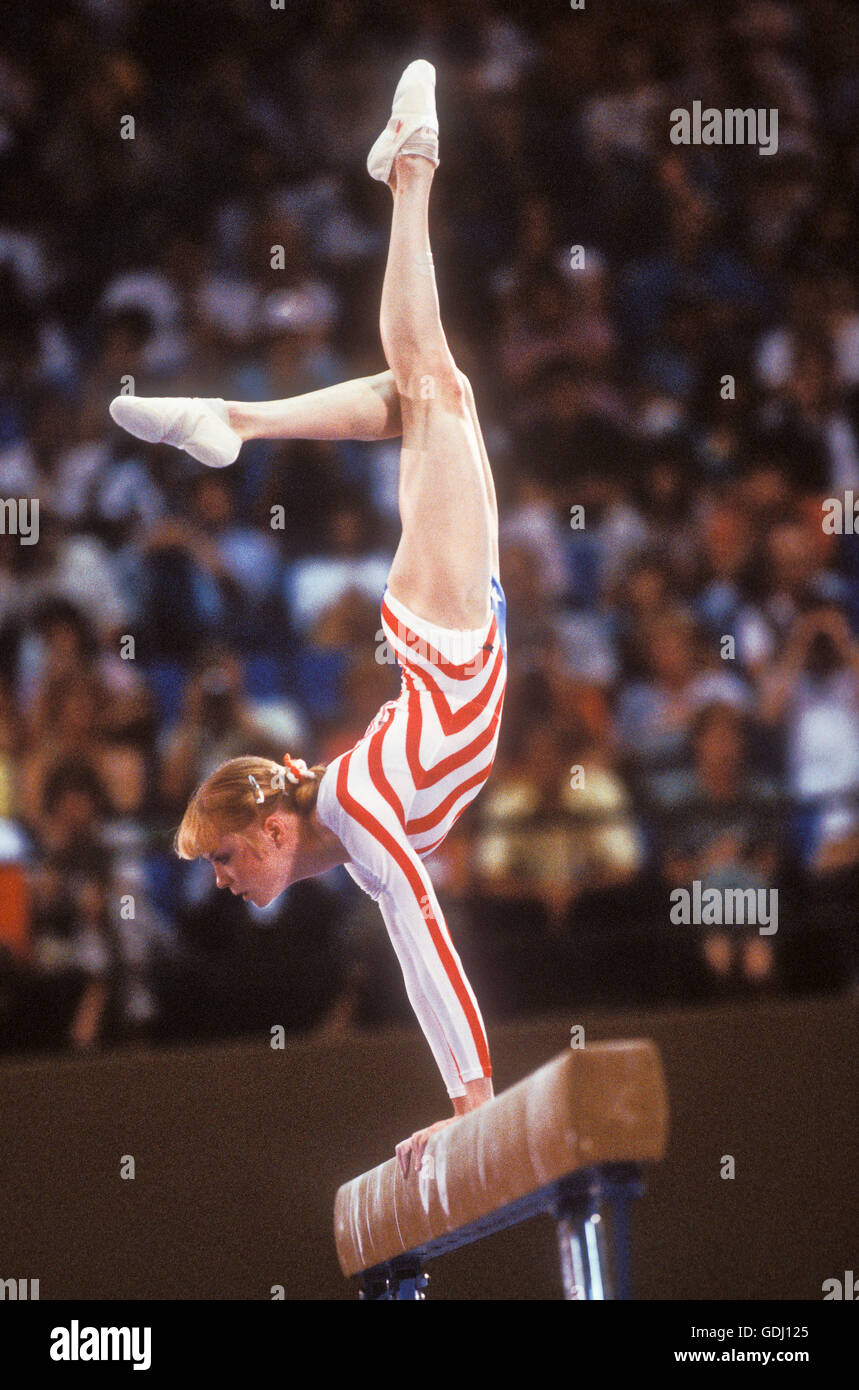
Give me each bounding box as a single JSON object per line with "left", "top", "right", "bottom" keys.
{"left": 206, "top": 815, "right": 301, "bottom": 906}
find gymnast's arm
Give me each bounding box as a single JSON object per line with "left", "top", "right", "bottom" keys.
{"left": 374, "top": 856, "right": 493, "bottom": 1102}
{"left": 452, "top": 1077, "right": 494, "bottom": 1114}
{"left": 374, "top": 854, "right": 494, "bottom": 1174}
{"left": 322, "top": 757, "right": 493, "bottom": 1165}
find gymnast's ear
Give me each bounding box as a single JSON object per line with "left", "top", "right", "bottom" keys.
{"left": 259, "top": 811, "right": 291, "bottom": 845}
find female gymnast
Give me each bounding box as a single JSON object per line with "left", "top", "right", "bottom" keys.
{"left": 110, "top": 61, "right": 507, "bottom": 1179}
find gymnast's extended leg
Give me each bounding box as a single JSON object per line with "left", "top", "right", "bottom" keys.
{"left": 378, "top": 152, "right": 499, "bottom": 629}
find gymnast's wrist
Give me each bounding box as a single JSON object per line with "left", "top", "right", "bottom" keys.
{"left": 452, "top": 1077, "right": 494, "bottom": 1115}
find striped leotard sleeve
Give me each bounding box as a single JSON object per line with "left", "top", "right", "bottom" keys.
{"left": 316, "top": 746, "right": 492, "bottom": 1098}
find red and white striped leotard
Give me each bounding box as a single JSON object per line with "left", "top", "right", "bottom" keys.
{"left": 315, "top": 576, "right": 508, "bottom": 1097}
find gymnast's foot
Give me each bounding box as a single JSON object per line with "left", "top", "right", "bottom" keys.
{"left": 367, "top": 59, "right": 439, "bottom": 187}
{"left": 108, "top": 395, "right": 242, "bottom": 469}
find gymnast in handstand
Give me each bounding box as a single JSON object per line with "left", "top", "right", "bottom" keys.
{"left": 111, "top": 61, "right": 506, "bottom": 1178}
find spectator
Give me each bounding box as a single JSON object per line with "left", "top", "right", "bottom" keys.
{"left": 158, "top": 645, "right": 305, "bottom": 817}
{"left": 28, "top": 763, "right": 115, "bottom": 1052}
{"left": 472, "top": 718, "right": 641, "bottom": 929}
{"left": 760, "top": 603, "right": 859, "bottom": 872}
{"left": 653, "top": 701, "right": 780, "bottom": 990}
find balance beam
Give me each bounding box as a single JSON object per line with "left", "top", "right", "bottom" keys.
{"left": 334, "top": 1039, "right": 669, "bottom": 1299}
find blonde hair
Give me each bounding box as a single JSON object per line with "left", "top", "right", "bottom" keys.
{"left": 174, "top": 755, "right": 326, "bottom": 860}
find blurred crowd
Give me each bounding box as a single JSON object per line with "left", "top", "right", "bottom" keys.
{"left": 0, "top": 0, "right": 857, "bottom": 1057}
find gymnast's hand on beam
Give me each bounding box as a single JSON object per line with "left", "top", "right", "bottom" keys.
{"left": 396, "top": 1117, "right": 459, "bottom": 1179}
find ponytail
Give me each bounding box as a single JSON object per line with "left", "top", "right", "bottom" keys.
{"left": 174, "top": 754, "right": 326, "bottom": 860}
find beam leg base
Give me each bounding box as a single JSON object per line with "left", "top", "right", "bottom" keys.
{"left": 554, "top": 1163, "right": 646, "bottom": 1300}
{"left": 359, "top": 1256, "right": 429, "bottom": 1300}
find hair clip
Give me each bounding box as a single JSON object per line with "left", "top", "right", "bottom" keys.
{"left": 248, "top": 774, "right": 265, "bottom": 804}
{"left": 282, "top": 753, "right": 309, "bottom": 785}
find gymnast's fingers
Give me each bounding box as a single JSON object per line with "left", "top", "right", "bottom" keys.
{"left": 396, "top": 1137, "right": 412, "bottom": 1179}
{"left": 412, "top": 1132, "right": 427, "bottom": 1174}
